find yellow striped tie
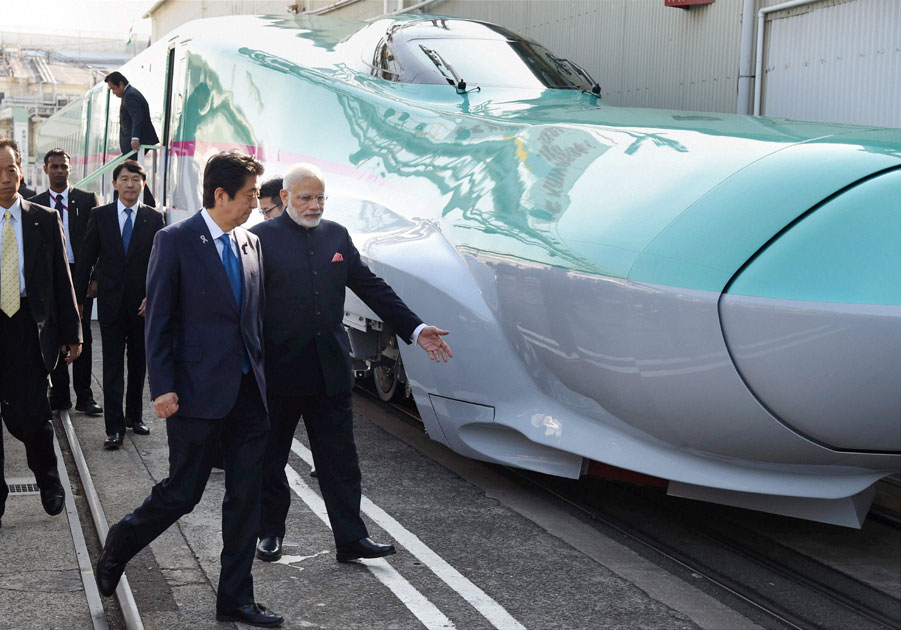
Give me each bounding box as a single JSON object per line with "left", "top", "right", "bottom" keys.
{"left": 1, "top": 210, "right": 20, "bottom": 317}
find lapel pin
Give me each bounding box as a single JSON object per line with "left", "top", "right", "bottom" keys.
{"left": 200, "top": 235, "right": 208, "bottom": 244}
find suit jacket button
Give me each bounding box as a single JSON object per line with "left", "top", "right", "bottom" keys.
{"left": 315, "top": 331, "right": 321, "bottom": 336}
{"left": 314, "top": 289, "right": 319, "bottom": 295}
{"left": 315, "top": 310, "right": 320, "bottom": 315}
{"left": 308, "top": 250, "right": 314, "bottom": 255}
{"left": 313, "top": 270, "right": 318, "bottom": 276}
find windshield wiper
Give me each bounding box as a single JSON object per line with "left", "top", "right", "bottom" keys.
{"left": 545, "top": 51, "right": 601, "bottom": 96}
{"left": 418, "top": 44, "right": 475, "bottom": 94}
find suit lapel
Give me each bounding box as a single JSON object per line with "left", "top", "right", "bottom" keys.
{"left": 20, "top": 200, "right": 41, "bottom": 285}
{"left": 235, "top": 229, "right": 255, "bottom": 320}
{"left": 70, "top": 188, "right": 83, "bottom": 219}
{"left": 126, "top": 204, "right": 149, "bottom": 261}
{"left": 188, "top": 213, "right": 239, "bottom": 314}
{"left": 102, "top": 204, "right": 127, "bottom": 259}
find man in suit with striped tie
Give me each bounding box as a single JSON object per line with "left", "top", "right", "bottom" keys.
{"left": 29, "top": 148, "right": 102, "bottom": 416}
{"left": 74, "top": 160, "right": 164, "bottom": 449}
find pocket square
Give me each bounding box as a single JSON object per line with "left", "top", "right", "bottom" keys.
{"left": 331, "top": 252, "right": 344, "bottom": 262}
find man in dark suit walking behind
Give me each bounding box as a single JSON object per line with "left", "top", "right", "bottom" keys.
{"left": 0, "top": 138, "right": 82, "bottom": 527}
{"left": 95, "top": 151, "right": 283, "bottom": 627}
{"left": 250, "top": 163, "right": 452, "bottom": 564}
{"left": 29, "top": 148, "right": 102, "bottom": 416}
{"left": 74, "top": 160, "right": 164, "bottom": 449}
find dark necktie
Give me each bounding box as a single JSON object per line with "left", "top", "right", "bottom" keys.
{"left": 122, "top": 207, "right": 133, "bottom": 253}
{"left": 219, "top": 234, "right": 248, "bottom": 373}
{"left": 54, "top": 194, "right": 64, "bottom": 213}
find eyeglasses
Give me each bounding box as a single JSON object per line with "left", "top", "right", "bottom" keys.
{"left": 258, "top": 204, "right": 281, "bottom": 216}
{"left": 298, "top": 194, "right": 328, "bottom": 204}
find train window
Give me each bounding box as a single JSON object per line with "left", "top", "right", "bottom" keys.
{"left": 367, "top": 19, "right": 597, "bottom": 91}
{"left": 403, "top": 37, "right": 595, "bottom": 90}
{"left": 372, "top": 36, "right": 404, "bottom": 81}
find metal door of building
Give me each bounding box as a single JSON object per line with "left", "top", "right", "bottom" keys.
{"left": 761, "top": 0, "right": 901, "bottom": 127}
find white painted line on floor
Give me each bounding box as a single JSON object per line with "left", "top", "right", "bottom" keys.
{"left": 291, "top": 439, "right": 526, "bottom": 630}
{"left": 285, "top": 464, "right": 455, "bottom": 630}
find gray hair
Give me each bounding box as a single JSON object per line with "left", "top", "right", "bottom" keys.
{"left": 283, "top": 162, "right": 324, "bottom": 192}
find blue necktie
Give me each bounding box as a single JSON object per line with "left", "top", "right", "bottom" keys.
{"left": 219, "top": 234, "right": 249, "bottom": 373}
{"left": 122, "top": 207, "right": 133, "bottom": 253}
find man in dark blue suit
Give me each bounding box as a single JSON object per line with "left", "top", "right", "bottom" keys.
{"left": 95, "top": 152, "right": 283, "bottom": 628}
{"left": 105, "top": 72, "right": 159, "bottom": 157}
{"left": 250, "top": 163, "right": 452, "bottom": 564}
{"left": 74, "top": 161, "right": 164, "bottom": 448}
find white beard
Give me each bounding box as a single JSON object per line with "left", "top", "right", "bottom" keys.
{"left": 286, "top": 204, "right": 322, "bottom": 228}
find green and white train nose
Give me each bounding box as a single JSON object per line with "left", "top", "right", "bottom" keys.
{"left": 721, "top": 167, "right": 901, "bottom": 453}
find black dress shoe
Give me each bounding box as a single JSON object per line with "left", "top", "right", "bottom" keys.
{"left": 40, "top": 485, "right": 65, "bottom": 516}
{"left": 96, "top": 523, "right": 129, "bottom": 597}
{"left": 256, "top": 536, "right": 282, "bottom": 562}
{"left": 336, "top": 537, "right": 396, "bottom": 563}
{"left": 216, "top": 603, "right": 283, "bottom": 627}
{"left": 104, "top": 433, "right": 124, "bottom": 449}
{"left": 126, "top": 420, "right": 150, "bottom": 435}
{"left": 75, "top": 399, "right": 103, "bottom": 416}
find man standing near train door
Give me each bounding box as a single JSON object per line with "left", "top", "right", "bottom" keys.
{"left": 106, "top": 72, "right": 159, "bottom": 157}
{"left": 106, "top": 72, "right": 159, "bottom": 207}
{"left": 250, "top": 162, "right": 452, "bottom": 564}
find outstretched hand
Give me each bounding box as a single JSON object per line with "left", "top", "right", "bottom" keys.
{"left": 417, "top": 326, "right": 453, "bottom": 363}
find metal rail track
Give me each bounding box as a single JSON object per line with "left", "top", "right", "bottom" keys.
{"left": 511, "top": 470, "right": 900, "bottom": 630}
{"left": 56, "top": 410, "right": 144, "bottom": 629}
{"left": 355, "top": 383, "right": 901, "bottom": 630}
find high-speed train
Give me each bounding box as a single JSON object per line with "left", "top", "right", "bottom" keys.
{"left": 37, "top": 14, "right": 900, "bottom": 527}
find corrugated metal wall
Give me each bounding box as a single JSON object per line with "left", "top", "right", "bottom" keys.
{"left": 397, "top": 0, "right": 745, "bottom": 113}
{"left": 761, "top": 0, "right": 901, "bottom": 126}
{"left": 146, "top": 0, "right": 901, "bottom": 125}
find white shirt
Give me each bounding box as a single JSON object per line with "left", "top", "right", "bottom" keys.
{"left": 117, "top": 199, "right": 138, "bottom": 235}
{"left": 200, "top": 208, "right": 238, "bottom": 259}
{"left": 0, "top": 195, "right": 27, "bottom": 295}
{"left": 49, "top": 188, "right": 75, "bottom": 263}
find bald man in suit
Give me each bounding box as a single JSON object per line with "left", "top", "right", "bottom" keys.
{"left": 0, "top": 138, "right": 81, "bottom": 528}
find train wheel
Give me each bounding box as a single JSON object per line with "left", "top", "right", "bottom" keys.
{"left": 373, "top": 358, "right": 400, "bottom": 402}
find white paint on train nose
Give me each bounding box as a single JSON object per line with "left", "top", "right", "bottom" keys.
{"left": 289, "top": 439, "right": 527, "bottom": 630}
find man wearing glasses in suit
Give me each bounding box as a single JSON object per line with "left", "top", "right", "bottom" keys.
{"left": 257, "top": 177, "right": 284, "bottom": 221}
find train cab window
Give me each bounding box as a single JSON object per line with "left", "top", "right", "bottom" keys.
{"left": 369, "top": 19, "right": 597, "bottom": 91}
{"left": 372, "top": 37, "right": 404, "bottom": 81}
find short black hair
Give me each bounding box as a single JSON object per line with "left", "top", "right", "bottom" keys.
{"left": 105, "top": 71, "right": 128, "bottom": 86}
{"left": 202, "top": 151, "right": 264, "bottom": 209}
{"left": 113, "top": 159, "right": 146, "bottom": 181}
{"left": 0, "top": 138, "right": 22, "bottom": 166}
{"left": 259, "top": 177, "right": 283, "bottom": 203}
{"left": 44, "top": 148, "right": 71, "bottom": 165}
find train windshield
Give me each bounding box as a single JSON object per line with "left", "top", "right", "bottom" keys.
{"left": 369, "top": 20, "right": 597, "bottom": 91}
